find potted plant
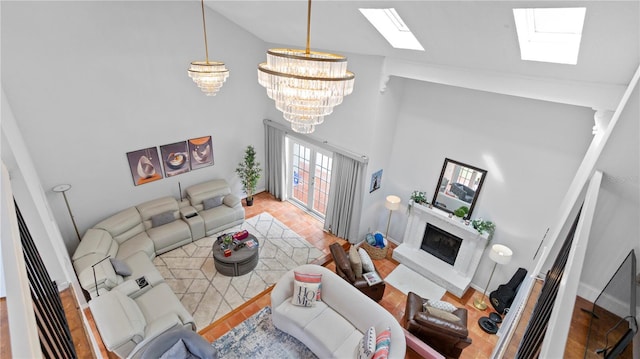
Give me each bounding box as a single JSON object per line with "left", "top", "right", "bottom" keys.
{"left": 472, "top": 218, "right": 496, "bottom": 240}
{"left": 235, "top": 145, "right": 262, "bottom": 206}
{"left": 453, "top": 206, "right": 469, "bottom": 219}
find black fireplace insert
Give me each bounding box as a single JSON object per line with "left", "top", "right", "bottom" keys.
{"left": 421, "top": 224, "right": 463, "bottom": 265}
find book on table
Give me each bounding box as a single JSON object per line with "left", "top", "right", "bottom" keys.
{"left": 363, "top": 271, "right": 382, "bottom": 286}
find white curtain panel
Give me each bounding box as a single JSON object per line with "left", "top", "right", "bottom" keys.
{"left": 324, "top": 152, "right": 366, "bottom": 242}
{"left": 264, "top": 122, "right": 286, "bottom": 200}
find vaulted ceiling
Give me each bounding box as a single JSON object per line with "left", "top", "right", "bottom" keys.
{"left": 207, "top": 1, "right": 638, "bottom": 86}
{"left": 207, "top": 1, "right": 639, "bottom": 203}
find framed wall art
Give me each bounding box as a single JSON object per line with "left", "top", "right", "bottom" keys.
{"left": 189, "top": 136, "right": 214, "bottom": 170}
{"left": 126, "top": 147, "right": 163, "bottom": 186}
{"left": 160, "top": 141, "right": 190, "bottom": 177}
{"left": 370, "top": 169, "right": 383, "bottom": 193}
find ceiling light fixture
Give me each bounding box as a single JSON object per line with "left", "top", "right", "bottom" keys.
{"left": 188, "top": 0, "right": 229, "bottom": 96}
{"left": 258, "top": 0, "right": 355, "bottom": 134}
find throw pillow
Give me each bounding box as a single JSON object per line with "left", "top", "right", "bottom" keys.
{"left": 294, "top": 271, "right": 322, "bottom": 301}
{"left": 150, "top": 211, "right": 175, "bottom": 228}
{"left": 358, "top": 326, "right": 376, "bottom": 359}
{"left": 425, "top": 306, "right": 461, "bottom": 323}
{"left": 109, "top": 258, "right": 132, "bottom": 276}
{"left": 373, "top": 327, "right": 391, "bottom": 359}
{"left": 349, "top": 245, "right": 363, "bottom": 278}
{"left": 358, "top": 248, "right": 375, "bottom": 273}
{"left": 425, "top": 299, "right": 458, "bottom": 313}
{"left": 291, "top": 280, "right": 319, "bottom": 307}
{"left": 203, "top": 195, "right": 224, "bottom": 210}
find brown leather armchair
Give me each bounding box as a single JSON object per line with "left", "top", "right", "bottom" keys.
{"left": 402, "top": 291, "right": 472, "bottom": 359}
{"left": 329, "top": 243, "right": 385, "bottom": 302}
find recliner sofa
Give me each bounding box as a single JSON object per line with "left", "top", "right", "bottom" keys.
{"left": 72, "top": 179, "right": 245, "bottom": 298}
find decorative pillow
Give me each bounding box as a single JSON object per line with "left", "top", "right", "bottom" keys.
{"left": 358, "top": 248, "right": 375, "bottom": 273}
{"left": 203, "top": 195, "right": 224, "bottom": 210}
{"left": 349, "top": 245, "right": 363, "bottom": 278}
{"left": 294, "top": 271, "right": 322, "bottom": 301}
{"left": 373, "top": 328, "right": 391, "bottom": 359}
{"left": 425, "top": 306, "right": 461, "bottom": 323}
{"left": 366, "top": 233, "right": 376, "bottom": 245}
{"left": 150, "top": 211, "right": 175, "bottom": 228}
{"left": 374, "top": 232, "right": 385, "bottom": 248}
{"left": 425, "top": 299, "right": 458, "bottom": 313}
{"left": 291, "top": 280, "right": 319, "bottom": 307}
{"left": 110, "top": 258, "right": 132, "bottom": 276}
{"left": 358, "top": 326, "right": 376, "bottom": 359}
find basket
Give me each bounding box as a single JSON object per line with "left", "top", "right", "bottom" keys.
{"left": 361, "top": 240, "right": 388, "bottom": 260}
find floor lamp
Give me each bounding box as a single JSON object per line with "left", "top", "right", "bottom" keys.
{"left": 474, "top": 244, "right": 513, "bottom": 310}
{"left": 385, "top": 195, "right": 401, "bottom": 239}
{"left": 52, "top": 184, "right": 81, "bottom": 241}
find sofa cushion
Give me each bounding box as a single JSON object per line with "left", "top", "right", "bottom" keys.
{"left": 425, "top": 306, "right": 461, "bottom": 323}
{"left": 305, "top": 306, "right": 360, "bottom": 354}
{"left": 73, "top": 229, "right": 116, "bottom": 260}
{"left": 110, "top": 258, "right": 132, "bottom": 276}
{"left": 292, "top": 280, "right": 320, "bottom": 307}
{"left": 358, "top": 248, "right": 375, "bottom": 273}
{"left": 203, "top": 196, "right": 224, "bottom": 210}
{"left": 294, "top": 271, "right": 322, "bottom": 301}
{"left": 89, "top": 289, "right": 146, "bottom": 350}
{"left": 425, "top": 299, "right": 458, "bottom": 313}
{"left": 94, "top": 207, "right": 146, "bottom": 244}
{"left": 186, "top": 179, "right": 231, "bottom": 208}
{"left": 116, "top": 232, "right": 155, "bottom": 260}
{"left": 146, "top": 220, "right": 192, "bottom": 255}
{"left": 349, "top": 246, "right": 363, "bottom": 278}
{"left": 150, "top": 211, "right": 176, "bottom": 228}
{"left": 373, "top": 328, "right": 391, "bottom": 359}
{"left": 359, "top": 326, "right": 376, "bottom": 359}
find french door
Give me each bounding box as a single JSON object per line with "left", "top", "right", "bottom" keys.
{"left": 288, "top": 139, "right": 333, "bottom": 218}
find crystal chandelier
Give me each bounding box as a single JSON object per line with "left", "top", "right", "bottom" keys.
{"left": 258, "top": 0, "right": 355, "bottom": 134}
{"left": 188, "top": 0, "right": 229, "bottom": 96}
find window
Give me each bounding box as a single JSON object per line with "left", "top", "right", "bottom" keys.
{"left": 513, "top": 8, "right": 586, "bottom": 65}
{"left": 359, "top": 8, "right": 424, "bottom": 51}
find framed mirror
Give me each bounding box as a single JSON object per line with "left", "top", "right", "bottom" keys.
{"left": 432, "top": 158, "right": 487, "bottom": 219}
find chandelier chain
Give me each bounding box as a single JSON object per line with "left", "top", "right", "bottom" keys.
{"left": 200, "top": 0, "right": 209, "bottom": 64}
{"left": 306, "top": 0, "right": 312, "bottom": 55}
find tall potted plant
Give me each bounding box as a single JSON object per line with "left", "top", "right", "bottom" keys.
{"left": 236, "top": 145, "right": 262, "bottom": 206}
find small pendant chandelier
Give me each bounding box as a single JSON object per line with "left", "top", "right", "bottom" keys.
{"left": 258, "top": 0, "right": 355, "bottom": 134}
{"left": 188, "top": 0, "right": 229, "bottom": 96}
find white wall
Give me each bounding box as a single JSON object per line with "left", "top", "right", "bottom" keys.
{"left": 381, "top": 79, "right": 595, "bottom": 290}
{"left": 2, "top": 1, "right": 268, "bottom": 253}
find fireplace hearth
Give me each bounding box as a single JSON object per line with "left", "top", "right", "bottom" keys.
{"left": 421, "top": 224, "right": 462, "bottom": 265}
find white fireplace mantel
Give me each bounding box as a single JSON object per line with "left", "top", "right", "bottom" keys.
{"left": 392, "top": 203, "right": 489, "bottom": 297}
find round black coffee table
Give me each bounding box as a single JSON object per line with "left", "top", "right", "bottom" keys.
{"left": 212, "top": 234, "right": 259, "bottom": 276}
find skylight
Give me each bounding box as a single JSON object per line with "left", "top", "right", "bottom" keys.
{"left": 359, "top": 8, "right": 424, "bottom": 51}
{"left": 513, "top": 8, "right": 586, "bottom": 65}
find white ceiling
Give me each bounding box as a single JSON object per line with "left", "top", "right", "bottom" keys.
{"left": 207, "top": 0, "right": 639, "bottom": 203}
{"left": 206, "top": 1, "right": 639, "bottom": 86}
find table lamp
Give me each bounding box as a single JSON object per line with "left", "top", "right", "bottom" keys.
{"left": 474, "top": 244, "right": 513, "bottom": 310}
{"left": 385, "top": 195, "right": 401, "bottom": 239}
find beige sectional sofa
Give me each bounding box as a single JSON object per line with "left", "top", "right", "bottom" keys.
{"left": 72, "top": 179, "right": 245, "bottom": 298}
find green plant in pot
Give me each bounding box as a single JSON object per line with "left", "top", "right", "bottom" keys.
{"left": 453, "top": 206, "right": 469, "bottom": 218}
{"left": 472, "top": 218, "right": 496, "bottom": 240}
{"left": 236, "top": 145, "right": 262, "bottom": 206}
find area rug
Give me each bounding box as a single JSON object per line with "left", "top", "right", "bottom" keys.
{"left": 211, "top": 306, "right": 317, "bottom": 359}
{"left": 385, "top": 264, "right": 446, "bottom": 300}
{"left": 152, "top": 212, "right": 325, "bottom": 330}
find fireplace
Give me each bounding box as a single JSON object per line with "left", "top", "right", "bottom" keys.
{"left": 392, "top": 203, "right": 489, "bottom": 297}
{"left": 421, "top": 224, "right": 462, "bottom": 265}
